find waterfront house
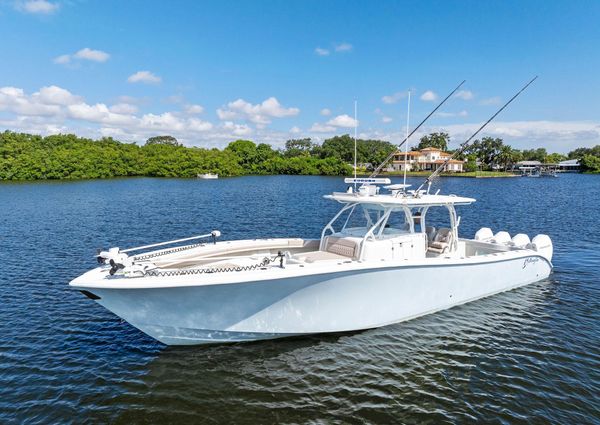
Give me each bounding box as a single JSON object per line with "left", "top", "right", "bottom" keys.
{"left": 391, "top": 147, "right": 464, "bottom": 172}
{"left": 558, "top": 159, "right": 580, "bottom": 172}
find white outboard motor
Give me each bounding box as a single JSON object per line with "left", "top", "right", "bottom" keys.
{"left": 492, "top": 231, "right": 511, "bottom": 245}
{"left": 530, "top": 234, "right": 553, "bottom": 262}
{"left": 474, "top": 227, "right": 493, "bottom": 241}
{"left": 511, "top": 233, "right": 531, "bottom": 248}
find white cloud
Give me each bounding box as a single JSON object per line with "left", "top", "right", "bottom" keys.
{"left": 0, "top": 85, "right": 216, "bottom": 143}
{"left": 381, "top": 91, "right": 407, "bottom": 104}
{"left": 327, "top": 114, "right": 358, "bottom": 128}
{"left": 186, "top": 118, "right": 213, "bottom": 132}
{"left": 216, "top": 97, "right": 299, "bottom": 125}
{"left": 53, "top": 54, "right": 71, "bottom": 64}
{"left": 420, "top": 90, "right": 438, "bottom": 102}
{"left": 0, "top": 86, "right": 61, "bottom": 116}
{"left": 216, "top": 108, "right": 236, "bottom": 121}
{"left": 54, "top": 48, "right": 110, "bottom": 65}
{"left": 17, "top": 0, "right": 59, "bottom": 14}
{"left": 127, "top": 71, "right": 162, "bottom": 84}
{"left": 184, "top": 104, "right": 204, "bottom": 114}
{"left": 0, "top": 85, "right": 82, "bottom": 115}
{"left": 315, "top": 42, "right": 353, "bottom": 56}
{"left": 67, "top": 103, "right": 136, "bottom": 126}
{"left": 109, "top": 103, "right": 138, "bottom": 114}
{"left": 73, "top": 48, "right": 110, "bottom": 62}
{"left": 117, "top": 95, "right": 144, "bottom": 105}
{"left": 34, "top": 85, "right": 82, "bottom": 105}
{"left": 164, "top": 94, "right": 184, "bottom": 104}
{"left": 480, "top": 96, "right": 501, "bottom": 105}
{"left": 308, "top": 113, "right": 358, "bottom": 133}
{"left": 222, "top": 121, "right": 252, "bottom": 136}
{"left": 436, "top": 110, "right": 468, "bottom": 118}
{"left": 309, "top": 123, "right": 337, "bottom": 133}
{"left": 138, "top": 112, "right": 184, "bottom": 131}
{"left": 334, "top": 42, "right": 353, "bottom": 52}
{"left": 454, "top": 90, "right": 474, "bottom": 100}
{"left": 320, "top": 108, "right": 332, "bottom": 116}
{"left": 4, "top": 84, "right": 599, "bottom": 152}
{"left": 381, "top": 116, "right": 393, "bottom": 123}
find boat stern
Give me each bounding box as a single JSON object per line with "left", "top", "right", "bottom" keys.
{"left": 530, "top": 234, "right": 553, "bottom": 263}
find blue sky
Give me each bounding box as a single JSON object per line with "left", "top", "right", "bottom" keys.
{"left": 1, "top": 0, "right": 599, "bottom": 152}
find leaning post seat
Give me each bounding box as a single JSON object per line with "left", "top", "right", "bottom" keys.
{"left": 428, "top": 228, "right": 453, "bottom": 254}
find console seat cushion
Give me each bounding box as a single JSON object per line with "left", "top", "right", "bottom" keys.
{"left": 324, "top": 236, "right": 359, "bottom": 258}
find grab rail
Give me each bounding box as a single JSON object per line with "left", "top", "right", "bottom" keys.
{"left": 121, "top": 230, "right": 221, "bottom": 253}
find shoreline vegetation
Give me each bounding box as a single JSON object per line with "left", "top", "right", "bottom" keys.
{"left": 1, "top": 131, "right": 599, "bottom": 181}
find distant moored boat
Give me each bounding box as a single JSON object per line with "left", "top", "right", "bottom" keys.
{"left": 198, "top": 173, "right": 218, "bottom": 179}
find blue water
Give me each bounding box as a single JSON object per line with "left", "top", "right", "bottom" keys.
{"left": 1, "top": 175, "right": 599, "bottom": 423}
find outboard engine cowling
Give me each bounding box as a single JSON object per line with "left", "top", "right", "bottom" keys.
{"left": 492, "top": 231, "right": 511, "bottom": 244}
{"left": 475, "top": 227, "right": 493, "bottom": 241}
{"left": 531, "top": 234, "right": 553, "bottom": 262}
{"left": 511, "top": 233, "right": 531, "bottom": 248}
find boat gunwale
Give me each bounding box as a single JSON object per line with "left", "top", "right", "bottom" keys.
{"left": 70, "top": 246, "right": 552, "bottom": 290}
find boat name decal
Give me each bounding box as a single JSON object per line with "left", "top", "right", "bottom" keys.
{"left": 522, "top": 257, "right": 540, "bottom": 269}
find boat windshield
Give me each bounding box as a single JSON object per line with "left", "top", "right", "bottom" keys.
{"left": 327, "top": 203, "right": 413, "bottom": 238}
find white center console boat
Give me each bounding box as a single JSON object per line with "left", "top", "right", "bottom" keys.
{"left": 70, "top": 179, "right": 553, "bottom": 345}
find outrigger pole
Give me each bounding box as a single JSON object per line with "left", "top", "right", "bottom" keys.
{"left": 415, "top": 76, "right": 538, "bottom": 194}
{"left": 369, "top": 80, "right": 466, "bottom": 178}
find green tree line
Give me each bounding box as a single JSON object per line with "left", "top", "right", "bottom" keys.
{"left": 1, "top": 130, "right": 598, "bottom": 181}
{"left": 0, "top": 131, "right": 398, "bottom": 180}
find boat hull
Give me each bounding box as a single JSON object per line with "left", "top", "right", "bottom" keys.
{"left": 82, "top": 254, "right": 552, "bottom": 345}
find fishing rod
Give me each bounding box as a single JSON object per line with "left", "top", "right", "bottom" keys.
{"left": 415, "top": 76, "right": 538, "bottom": 194}
{"left": 369, "top": 79, "right": 466, "bottom": 178}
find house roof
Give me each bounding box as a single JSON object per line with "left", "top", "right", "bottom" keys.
{"left": 559, "top": 159, "right": 580, "bottom": 166}
{"left": 393, "top": 151, "right": 421, "bottom": 156}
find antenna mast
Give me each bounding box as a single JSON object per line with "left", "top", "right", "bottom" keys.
{"left": 415, "top": 76, "right": 538, "bottom": 194}
{"left": 354, "top": 100, "right": 358, "bottom": 189}
{"left": 403, "top": 90, "right": 411, "bottom": 186}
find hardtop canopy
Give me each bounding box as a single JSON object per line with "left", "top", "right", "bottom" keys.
{"left": 324, "top": 192, "right": 476, "bottom": 208}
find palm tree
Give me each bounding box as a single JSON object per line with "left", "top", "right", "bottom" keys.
{"left": 497, "top": 146, "right": 520, "bottom": 171}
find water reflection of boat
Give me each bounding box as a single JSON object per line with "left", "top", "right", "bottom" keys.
{"left": 70, "top": 178, "right": 553, "bottom": 345}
